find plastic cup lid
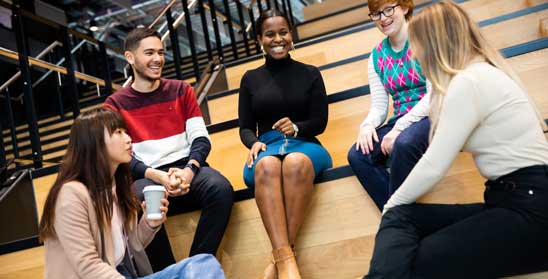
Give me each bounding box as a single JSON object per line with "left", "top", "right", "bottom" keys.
{"left": 142, "top": 185, "right": 166, "bottom": 193}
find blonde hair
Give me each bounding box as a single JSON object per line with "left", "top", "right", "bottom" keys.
{"left": 408, "top": 0, "right": 547, "bottom": 139}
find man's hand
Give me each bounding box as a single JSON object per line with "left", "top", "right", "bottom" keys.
{"left": 145, "top": 168, "right": 181, "bottom": 196}
{"left": 168, "top": 167, "right": 192, "bottom": 196}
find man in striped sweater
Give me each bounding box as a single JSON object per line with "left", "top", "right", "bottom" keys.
{"left": 104, "top": 27, "right": 233, "bottom": 271}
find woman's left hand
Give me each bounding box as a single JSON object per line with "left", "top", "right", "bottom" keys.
{"left": 272, "top": 117, "right": 296, "bottom": 136}
{"left": 381, "top": 129, "right": 401, "bottom": 155}
{"left": 142, "top": 197, "right": 169, "bottom": 228}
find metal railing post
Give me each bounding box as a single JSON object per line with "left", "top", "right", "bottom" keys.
{"left": 222, "top": 0, "right": 238, "bottom": 60}
{"left": 207, "top": 0, "right": 224, "bottom": 60}
{"left": 285, "top": 0, "right": 295, "bottom": 27}
{"left": 235, "top": 1, "right": 251, "bottom": 56}
{"left": 4, "top": 89, "right": 18, "bottom": 159}
{"left": 181, "top": 0, "right": 201, "bottom": 80}
{"left": 248, "top": 4, "right": 260, "bottom": 54}
{"left": 60, "top": 26, "right": 80, "bottom": 118}
{"left": 257, "top": 0, "right": 264, "bottom": 15}
{"left": 165, "top": 8, "right": 183, "bottom": 80}
{"left": 197, "top": 0, "right": 213, "bottom": 61}
{"left": 98, "top": 42, "right": 113, "bottom": 95}
{"left": 48, "top": 52, "right": 65, "bottom": 119}
{"left": 281, "top": 0, "right": 289, "bottom": 19}
{"left": 12, "top": 4, "right": 42, "bottom": 168}
{"left": 0, "top": 119, "right": 5, "bottom": 169}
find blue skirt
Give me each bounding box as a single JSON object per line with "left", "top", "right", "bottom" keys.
{"left": 243, "top": 130, "right": 333, "bottom": 188}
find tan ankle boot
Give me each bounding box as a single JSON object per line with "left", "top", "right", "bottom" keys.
{"left": 273, "top": 246, "right": 302, "bottom": 279}
{"left": 263, "top": 258, "right": 277, "bottom": 279}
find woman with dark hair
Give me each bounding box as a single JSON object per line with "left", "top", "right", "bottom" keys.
{"left": 238, "top": 9, "right": 332, "bottom": 279}
{"left": 366, "top": 1, "right": 548, "bottom": 278}
{"left": 347, "top": 0, "right": 432, "bottom": 211}
{"left": 39, "top": 108, "right": 225, "bottom": 279}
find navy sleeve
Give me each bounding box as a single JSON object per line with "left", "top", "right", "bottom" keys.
{"left": 129, "top": 157, "right": 150, "bottom": 180}
{"left": 188, "top": 136, "right": 211, "bottom": 166}
{"left": 294, "top": 69, "right": 328, "bottom": 137}
{"left": 238, "top": 73, "right": 260, "bottom": 149}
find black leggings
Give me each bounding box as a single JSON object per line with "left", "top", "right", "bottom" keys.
{"left": 366, "top": 165, "right": 548, "bottom": 279}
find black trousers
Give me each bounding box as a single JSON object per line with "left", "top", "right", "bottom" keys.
{"left": 133, "top": 166, "right": 234, "bottom": 272}
{"left": 366, "top": 165, "right": 548, "bottom": 279}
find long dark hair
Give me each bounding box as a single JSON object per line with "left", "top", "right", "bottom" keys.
{"left": 255, "top": 9, "right": 292, "bottom": 37}
{"left": 39, "top": 108, "right": 139, "bottom": 240}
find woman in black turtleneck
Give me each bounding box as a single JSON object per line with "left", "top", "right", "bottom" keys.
{"left": 238, "top": 9, "right": 332, "bottom": 279}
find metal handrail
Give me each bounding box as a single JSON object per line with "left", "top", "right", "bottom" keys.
{"left": 31, "top": 39, "right": 88, "bottom": 91}
{"left": 148, "top": 0, "right": 179, "bottom": 29}
{"left": 0, "top": 46, "right": 122, "bottom": 90}
{"left": 162, "top": 0, "right": 198, "bottom": 42}
{"left": 195, "top": 57, "right": 221, "bottom": 104}
{"left": 0, "top": 40, "right": 62, "bottom": 93}
{"left": 31, "top": 38, "right": 126, "bottom": 92}
{"left": 202, "top": 3, "right": 243, "bottom": 31}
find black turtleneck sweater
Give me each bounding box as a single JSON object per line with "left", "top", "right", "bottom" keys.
{"left": 238, "top": 55, "right": 328, "bottom": 149}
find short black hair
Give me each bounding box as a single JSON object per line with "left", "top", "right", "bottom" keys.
{"left": 124, "top": 27, "right": 161, "bottom": 51}
{"left": 255, "top": 9, "right": 292, "bottom": 37}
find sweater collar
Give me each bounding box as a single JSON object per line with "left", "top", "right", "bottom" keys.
{"left": 265, "top": 54, "right": 292, "bottom": 70}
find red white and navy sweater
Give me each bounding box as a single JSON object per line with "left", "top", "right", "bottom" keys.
{"left": 104, "top": 79, "right": 210, "bottom": 179}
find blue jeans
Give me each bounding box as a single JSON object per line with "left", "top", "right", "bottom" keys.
{"left": 347, "top": 117, "right": 430, "bottom": 210}
{"left": 127, "top": 254, "right": 226, "bottom": 279}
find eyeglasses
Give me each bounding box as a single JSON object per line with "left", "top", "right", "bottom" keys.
{"left": 369, "top": 4, "right": 400, "bottom": 21}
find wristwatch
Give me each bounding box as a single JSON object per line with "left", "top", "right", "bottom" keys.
{"left": 292, "top": 123, "right": 299, "bottom": 137}
{"left": 185, "top": 163, "right": 200, "bottom": 174}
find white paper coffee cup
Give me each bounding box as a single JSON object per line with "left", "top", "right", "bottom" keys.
{"left": 142, "top": 185, "right": 166, "bottom": 220}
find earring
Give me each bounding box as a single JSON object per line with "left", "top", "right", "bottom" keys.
{"left": 260, "top": 44, "right": 267, "bottom": 58}
{"left": 290, "top": 42, "right": 296, "bottom": 52}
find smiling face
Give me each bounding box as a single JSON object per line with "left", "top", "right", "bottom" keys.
{"left": 125, "top": 36, "right": 165, "bottom": 82}
{"left": 372, "top": 2, "right": 409, "bottom": 38}
{"left": 258, "top": 16, "right": 292, "bottom": 60}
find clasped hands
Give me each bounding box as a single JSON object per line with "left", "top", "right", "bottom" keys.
{"left": 152, "top": 167, "right": 194, "bottom": 197}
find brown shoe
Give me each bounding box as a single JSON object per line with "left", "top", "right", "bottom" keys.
{"left": 273, "top": 246, "right": 302, "bottom": 279}
{"left": 263, "top": 258, "right": 277, "bottom": 279}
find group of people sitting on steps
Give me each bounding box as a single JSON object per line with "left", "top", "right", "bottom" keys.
{"left": 39, "top": 0, "right": 548, "bottom": 278}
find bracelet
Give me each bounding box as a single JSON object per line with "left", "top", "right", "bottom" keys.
{"left": 292, "top": 123, "right": 299, "bottom": 137}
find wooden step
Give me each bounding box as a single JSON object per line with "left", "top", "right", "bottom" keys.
{"left": 540, "top": 17, "right": 548, "bottom": 37}
{"left": 302, "top": 0, "right": 367, "bottom": 21}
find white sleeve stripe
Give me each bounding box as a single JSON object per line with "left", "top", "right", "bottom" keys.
{"left": 185, "top": 116, "right": 210, "bottom": 142}
{"left": 362, "top": 57, "right": 389, "bottom": 128}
